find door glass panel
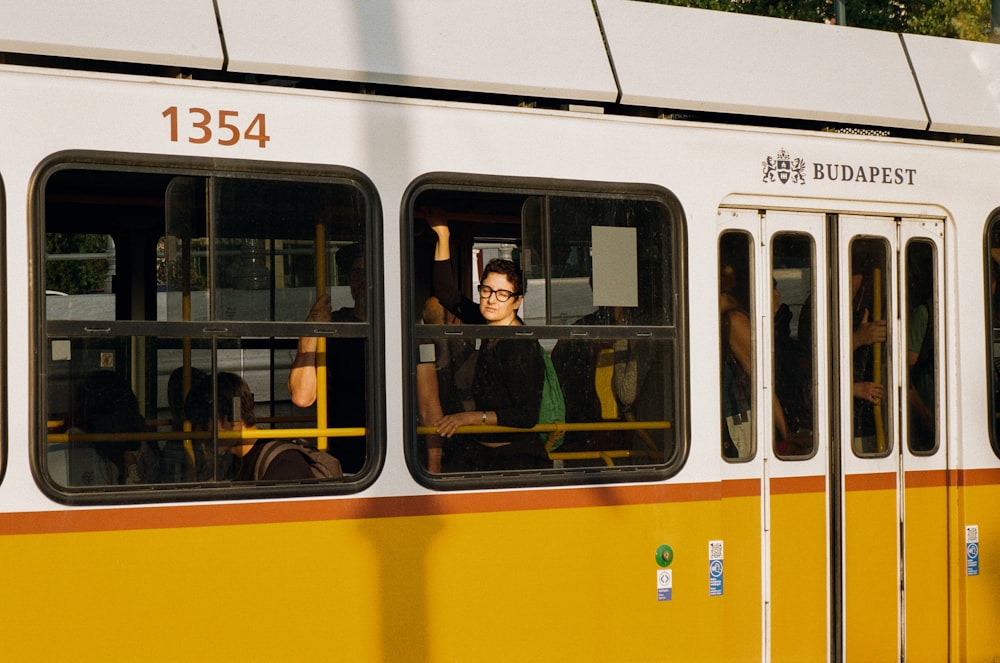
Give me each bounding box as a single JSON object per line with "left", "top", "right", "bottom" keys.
{"left": 850, "top": 238, "right": 892, "bottom": 457}
{"left": 905, "top": 240, "right": 937, "bottom": 454}
{"left": 719, "top": 231, "right": 755, "bottom": 460}
{"left": 772, "top": 233, "right": 816, "bottom": 458}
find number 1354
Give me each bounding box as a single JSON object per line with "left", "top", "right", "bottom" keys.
{"left": 162, "top": 106, "right": 270, "bottom": 148}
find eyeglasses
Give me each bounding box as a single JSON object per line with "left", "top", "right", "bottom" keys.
{"left": 477, "top": 284, "right": 519, "bottom": 302}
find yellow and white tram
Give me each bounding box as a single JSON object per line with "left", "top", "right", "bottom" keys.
{"left": 0, "top": 1, "right": 999, "bottom": 661}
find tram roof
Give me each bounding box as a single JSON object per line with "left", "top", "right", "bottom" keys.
{"left": 4, "top": 0, "right": 1000, "bottom": 137}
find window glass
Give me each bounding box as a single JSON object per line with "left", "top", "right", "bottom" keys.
{"left": 410, "top": 185, "right": 683, "bottom": 482}
{"left": 905, "top": 240, "right": 937, "bottom": 455}
{"left": 41, "top": 163, "right": 377, "bottom": 499}
{"left": 850, "top": 238, "right": 891, "bottom": 457}
{"left": 987, "top": 220, "right": 1000, "bottom": 456}
{"left": 719, "top": 231, "right": 754, "bottom": 461}
{"left": 772, "top": 233, "right": 817, "bottom": 459}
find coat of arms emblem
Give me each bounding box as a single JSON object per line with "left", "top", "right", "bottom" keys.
{"left": 762, "top": 149, "right": 806, "bottom": 185}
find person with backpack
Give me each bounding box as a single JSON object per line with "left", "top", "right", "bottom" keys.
{"left": 184, "top": 372, "right": 341, "bottom": 481}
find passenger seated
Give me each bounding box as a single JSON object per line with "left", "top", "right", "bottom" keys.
{"left": 185, "top": 372, "right": 332, "bottom": 480}
{"left": 61, "top": 370, "right": 156, "bottom": 484}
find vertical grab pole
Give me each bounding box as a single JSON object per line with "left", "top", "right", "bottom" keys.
{"left": 180, "top": 235, "right": 197, "bottom": 476}
{"left": 315, "top": 224, "right": 329, "bottom": 451}
{"left": 872, "top": 267, "right": 886, "bottom": 452}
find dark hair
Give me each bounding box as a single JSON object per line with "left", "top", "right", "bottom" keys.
{"left": 335, "top": 243, "right": 364, "bottom": 275}
{"left": 168, "top": 366, "right": 208, "bottom": 429}
{"left": 184, "top": 371, "right": 256, "bottom": 429}
{"left": 481, "top": 258, "right": 525, "bottom": 296}
{"left": 68, "top": 370, "right": 147, "bottom": 458}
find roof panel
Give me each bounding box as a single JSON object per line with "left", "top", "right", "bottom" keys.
{"left": 217, "top": 0, "right": 617, "bottom": 102}
{"left": 0, "top": 0, "right": 223, "bottom": 69}
{"left": 903, "top": 33, "right": 1000, "bottom": 136}
{"left": 597, "top": 0, "right": 928, "bottom": 129}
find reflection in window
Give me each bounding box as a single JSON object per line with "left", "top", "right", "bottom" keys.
{"left": 719, "top": 232, "right": 754, "bottom": 460}
{"left": 772, "top": 234, "right": 816, "bottom": 459}
{"left": 850, "top": 238, "right": 891, "bottom": 457}
{"left": 42, "top": 166, "right": 375, "bottom": 495}
{"left": 411, "top": 187, "right": 682, "bottom": 479}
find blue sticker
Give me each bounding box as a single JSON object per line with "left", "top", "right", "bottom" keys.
{"left": 709, "top": 559, "right": 724, "bottom": 596}
{"left": 967, "top": 542, "right": 980, "bottom": 576}
{"left": 967, "top": 525, "right": 980, "bottom": 577}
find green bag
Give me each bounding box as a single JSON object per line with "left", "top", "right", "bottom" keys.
{"left": 537, "top": 349, "right": 567, "bottom": 450}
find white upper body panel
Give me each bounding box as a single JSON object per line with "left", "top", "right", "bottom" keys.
{"left": 0, "top": 0, "right": 223, "bottom": 69}
{"left": 904, "top": 33, "right": 1000, "bottom": 136}
{"left": 216, "top": 0, "right": 618, "bottom": 102}
{"left": 596, "top": 0, "right": 928, "bottom": 129}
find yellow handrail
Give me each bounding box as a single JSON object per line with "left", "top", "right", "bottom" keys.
{"left": 415, "top": 420, "right": 671, "bottom": 438}
{"left": 47, "top": 426, "right": 366, "bottom": 444}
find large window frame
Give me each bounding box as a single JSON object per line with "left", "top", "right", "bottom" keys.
{"left": 404, "top": 174, "right": 688, "bottom": 489}
{"left": 34, "top": 152, "right": 383, "bottom": 504}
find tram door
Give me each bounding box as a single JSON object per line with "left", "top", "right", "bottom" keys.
{"left": 835, "top": 215, "right": 947, "bottom": 663}
{"left": 720, "top": 209, "right": 832, "bottom": 662}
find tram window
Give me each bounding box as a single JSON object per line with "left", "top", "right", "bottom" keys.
{"left": 904, "top": 241, "right": 937, "bottom": 454}
{"left": 409, "top": 184, "right": 683, "bottom": 483}
{"left": 987, "top": 219, "right": 1000, "bottom": 456}
{"left": 772, "top": 234, "right": 816, "bottom": 459}
{"left": 719, "top": 232, "right": 755, "bottom": 461}
{"left": 39, "top": 162, "right": 378, "bottom": 500}
{"left": 850, "top": 238, "right": 892, "bottom": 457}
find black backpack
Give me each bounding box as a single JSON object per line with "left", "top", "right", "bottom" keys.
{"left": 254, "top": 439, "right": 343, "bottom": 480}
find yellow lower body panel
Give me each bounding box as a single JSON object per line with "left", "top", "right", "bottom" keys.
{"left": 0, "top": 491, "right": 766, "bottom": 663}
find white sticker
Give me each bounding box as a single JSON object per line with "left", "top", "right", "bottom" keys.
{"left": 709, "top": 539, "right": 724, "bottom": 561}
{"left": 418, "top": 343, "right": 436, "bottom": 363}
{"left": 657, "top": 569, "right": 673, "bottom": 601}
{"left": 51, "top": 339, "right": 71, "bottom": 362}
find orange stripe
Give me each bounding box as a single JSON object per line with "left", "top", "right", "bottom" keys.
{"left": 844, "top": 472, "right": 896, "bottom": 491}
{"left": 722, "top": 478, "right": 761, "bottom": 498}
{"left": 903, "top": 469, "right": 947, "bottom": 489}
{"left": 0, "top": 480, "right": 725, "bottom": 536}
{"left": 956, "top": 467, "right": 1000, "bottom": 486}
{"left": 770, "top": 474, "right": 825, "bottom": 495}
{"left": 4, "top": 468, "right": 994, "bottom": 537}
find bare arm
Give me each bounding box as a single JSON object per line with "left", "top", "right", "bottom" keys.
{"left": 288, "top": 294, "right": 332, "bottom": 407}
{"left": 416, "top": 361, "right": 445, "bottom": 473}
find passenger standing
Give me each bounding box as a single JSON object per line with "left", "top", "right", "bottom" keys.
{"left": 851, "top": 251, "right": 888, "bottom": 453}
{"left": 425, "top": 210, "right": 547, "bottom": 471}
{"left": 288, "top": 243, "right": 367, "bottom": 473}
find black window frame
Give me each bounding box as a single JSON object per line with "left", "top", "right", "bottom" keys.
{"left": 33, "top": 151, "right": 384, "bottom": 505}
{"left": 403, "top": 173, "right": 688, "bottom": 490}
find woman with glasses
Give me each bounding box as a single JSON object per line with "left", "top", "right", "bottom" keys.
{"left": 425, "top": 210, "right": 547, "bottom": 471}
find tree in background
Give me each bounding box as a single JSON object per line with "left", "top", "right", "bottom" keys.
{"left": 45, "top": 233, "right": 110, "bottom": 295}
{"left": 651, "top": 0, "right": 991, "bottom": 41}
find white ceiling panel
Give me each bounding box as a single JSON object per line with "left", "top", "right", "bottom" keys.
{"left": 217, "top": 0, "right": 618, "bottom": 102}
{"left": 0, "top": 0, "right": 223, "bottom": 69}
{"left": 904, "top": 33, "right": 1000, "bottom": 136}
{"left": 597, "top": 0, "right": 928, "bottom": 129}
